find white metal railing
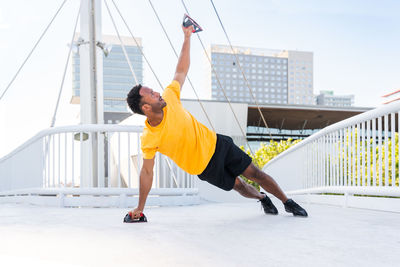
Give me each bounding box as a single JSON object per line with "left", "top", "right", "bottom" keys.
{"left": 263, "top": 101, "right": 400, "bottom": 200}
{"left": 0, "top": 124, "right": 198, "bottom": 207}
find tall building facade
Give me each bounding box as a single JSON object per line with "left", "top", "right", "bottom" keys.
{"left": 72, "top": 34, "right": 143, "bottom": 123}
{"left": 208, "top": 45, "right": 313, "bottom": 105}
{"left": 316, "top": 90, "right": 354, "bottom": 107}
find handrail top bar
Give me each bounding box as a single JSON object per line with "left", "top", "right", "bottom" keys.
{"left": 286, "top": 186, "right": 400, "bottom": 197}
{"left": 0, "top": 187, "right": 199, "bottom": 196}
{"left": 0, "top": 124, "right": 144, "bottom": 163}
{"left": 265, "top": 100, "right": 400, "bottom": 167}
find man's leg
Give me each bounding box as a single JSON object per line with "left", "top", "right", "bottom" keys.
{"left": 240, "top": 163, "right": 308, "bottom": 216}
{"left": 242, "top": 163, "right": 288, "bottom": 203}
{"left": 233, "top": 175, "right": 279, "bottom": 215}
{"left": 232, "top": 177, "right": 264, "bottom": 200}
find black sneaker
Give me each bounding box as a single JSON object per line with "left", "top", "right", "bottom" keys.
{"left": 259, "top": 192, "right": 278, "bottom": 215}
{"left": 284, "top": 199, "right": 308, "bottom": 217}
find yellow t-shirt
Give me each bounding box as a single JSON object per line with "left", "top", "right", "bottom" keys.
{"left": 140, "top": 80, "right": 217, "bottom": 175}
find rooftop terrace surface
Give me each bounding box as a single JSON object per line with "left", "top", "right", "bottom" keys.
{"left": 0, "top": 201, "right": 398, "bottom": 267}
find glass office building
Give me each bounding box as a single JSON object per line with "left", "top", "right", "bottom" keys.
{"left": 209, "top": 45, "right": 314, "bottom": 105}
{"left": 72, "top": 35, "right": 143, "bottom": 115}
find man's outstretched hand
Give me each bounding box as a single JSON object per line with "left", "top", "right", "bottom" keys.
{"left": 182, "top": 25, "right": 194, "bottom": 38}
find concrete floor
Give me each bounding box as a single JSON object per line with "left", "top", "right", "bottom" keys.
{"left": 0, "top": 201, "right": 399, "bottom": 267}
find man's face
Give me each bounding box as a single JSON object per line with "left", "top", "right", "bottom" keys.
{"left": 139, "top": 86, "right": 166, "bottom": 114}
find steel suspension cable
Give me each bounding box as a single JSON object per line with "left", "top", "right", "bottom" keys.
{"left": 104, "top": 0, "right": 138, "bottom": 84}
{"left": 110, "top": 0, "right": 164, "bottom": 90}
{"left": 50, "top": 1, "right": 82, "bottom": 127}
{"left": 209, "top": 0, "right": 271, "bottom": 137}
{"left": 180, "top": 0, "right": 255, "bottom": 155}
{"left": 0, "top": 0, "right": 68, "bottom": 101}
{"left": 147, "top": 0, "right": 215, "bottom": 132}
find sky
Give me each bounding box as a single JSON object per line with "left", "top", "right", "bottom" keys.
{"left": 0, "top": 0, "right": 399, "bottom": 157}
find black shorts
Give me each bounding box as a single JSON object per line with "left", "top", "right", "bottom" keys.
{"left": 198, "top": 134, "right": 253, "bottom": 191}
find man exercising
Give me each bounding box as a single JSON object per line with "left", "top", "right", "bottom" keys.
{"left": 125, "top": 24, "right": 307, "bottom": 221}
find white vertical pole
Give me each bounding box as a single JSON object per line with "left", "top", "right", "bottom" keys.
{"left": 384, "top": 115, "right": 389, "bottom": 186}
{"left": 330, "top": 133, "right": 333, "bottom": 186}
{"left": 372, "top": 119, "right": 377, "bottom": 186}
{"left": 118, "top": 132, "right": 121, "bottom": 188}
{"left": 343, "top": 128, "right": 346, "bottom": 186}
{"left": 356, "top": 123, "right": 360, "bottom": 186}
{"left": 329, "top": 134, "right": 332, "bottom": 186}
{"left": 323, "top": 136, "right": 327, "bottom": 187}
{"left": 336, "top": 131, "right": 339, "bottom": 186}
{"left": 71, "top": 133, "right": 74, "bottom": 187}
{"left": 333, "top": 132, "right": 336, "bottom": 186}
{"left": 335, "top": 131, "right": 341, "bottom": 185}
{"left": 79, "top": 0, "right": 104, "bottom": 187}
{"left": 331, "top": 133, "right": 334, "bottom": 186}
{"left": 391, "top": 113, "right": 395, "bottom": 187}
{"left": 339, "top": 130, "right": 342, "bottom": 186}
{"left": 80, "top": 132, "right": 83, "bottom": 187}
{"left": 52, "top": 134, "right": 55, "bottom": 187}
{"left": 366, "top": 120, "right": 371, "bottom": 187}
{"left": 361, "top": 122, "right": 365, "bottom": 186}
{"left": 378, "top": 117, "right": 382, "bottom": 186}
{"left": 352, "top": 125, "right": 355, "bottom": 186}
{"left": 398, "top": 112, "right": 400, "bottom": 187}
{"left": 89, "top": 133, "right": 93, "bottom": 188}
{"left": 314, "top": 140, "right": 317, "bottom": 187}
{"left": 347, "top": 127, "right": 351, "bottom": 186}
{"left": 320, "top": 138, "right": 323, "bottom": 187}
{"left": 47, "top": 136, "right": 51, "bottom": 188}
{"left": 64, "top": 133, "right": 67, "bottom": 187}
{"left": 57, "top": 134, "right": 60, "bottom": 187}
{"left": 306, "top": 144, "right": 309, "bottom": 188}
{"left": 162, "top": 155, "right": 166, "bottom": 188}
{"left": 317, "top": 140, "right": 320, "bottom": 187}
{"left": 107, "top": 132, "right": 111, "bottom": 188}
{"left": 127, "top": 132, "right": 131, "bottom": 188}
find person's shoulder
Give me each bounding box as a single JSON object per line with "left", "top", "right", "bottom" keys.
{"left": 163, "top": 80, "right": 181, "bottom": 99}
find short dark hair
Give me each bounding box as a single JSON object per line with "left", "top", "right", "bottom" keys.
{"left": 127, "top": 84, "right": 145, "bottom": 115}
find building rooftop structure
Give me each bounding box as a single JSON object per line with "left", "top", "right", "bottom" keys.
{"left": 0, "top": 202, "right": 398, "bottom": 266}
{"left": 316, "top": 90, "right": 355, "bottom": 107}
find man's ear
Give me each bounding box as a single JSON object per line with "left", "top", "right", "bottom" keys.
{"left": 141, "top": 103, "right": 151, "bottom": 113}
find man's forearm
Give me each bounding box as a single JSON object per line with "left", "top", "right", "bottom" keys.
{"left": 175, "top": 36, "right": 191, "bottom": 75}
{"left": 138, "top": 169, "right": 153, "bottom": 211}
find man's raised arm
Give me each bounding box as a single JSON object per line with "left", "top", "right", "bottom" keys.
{"left": 173, "top": 25, "right": 194, "bottom": 90}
